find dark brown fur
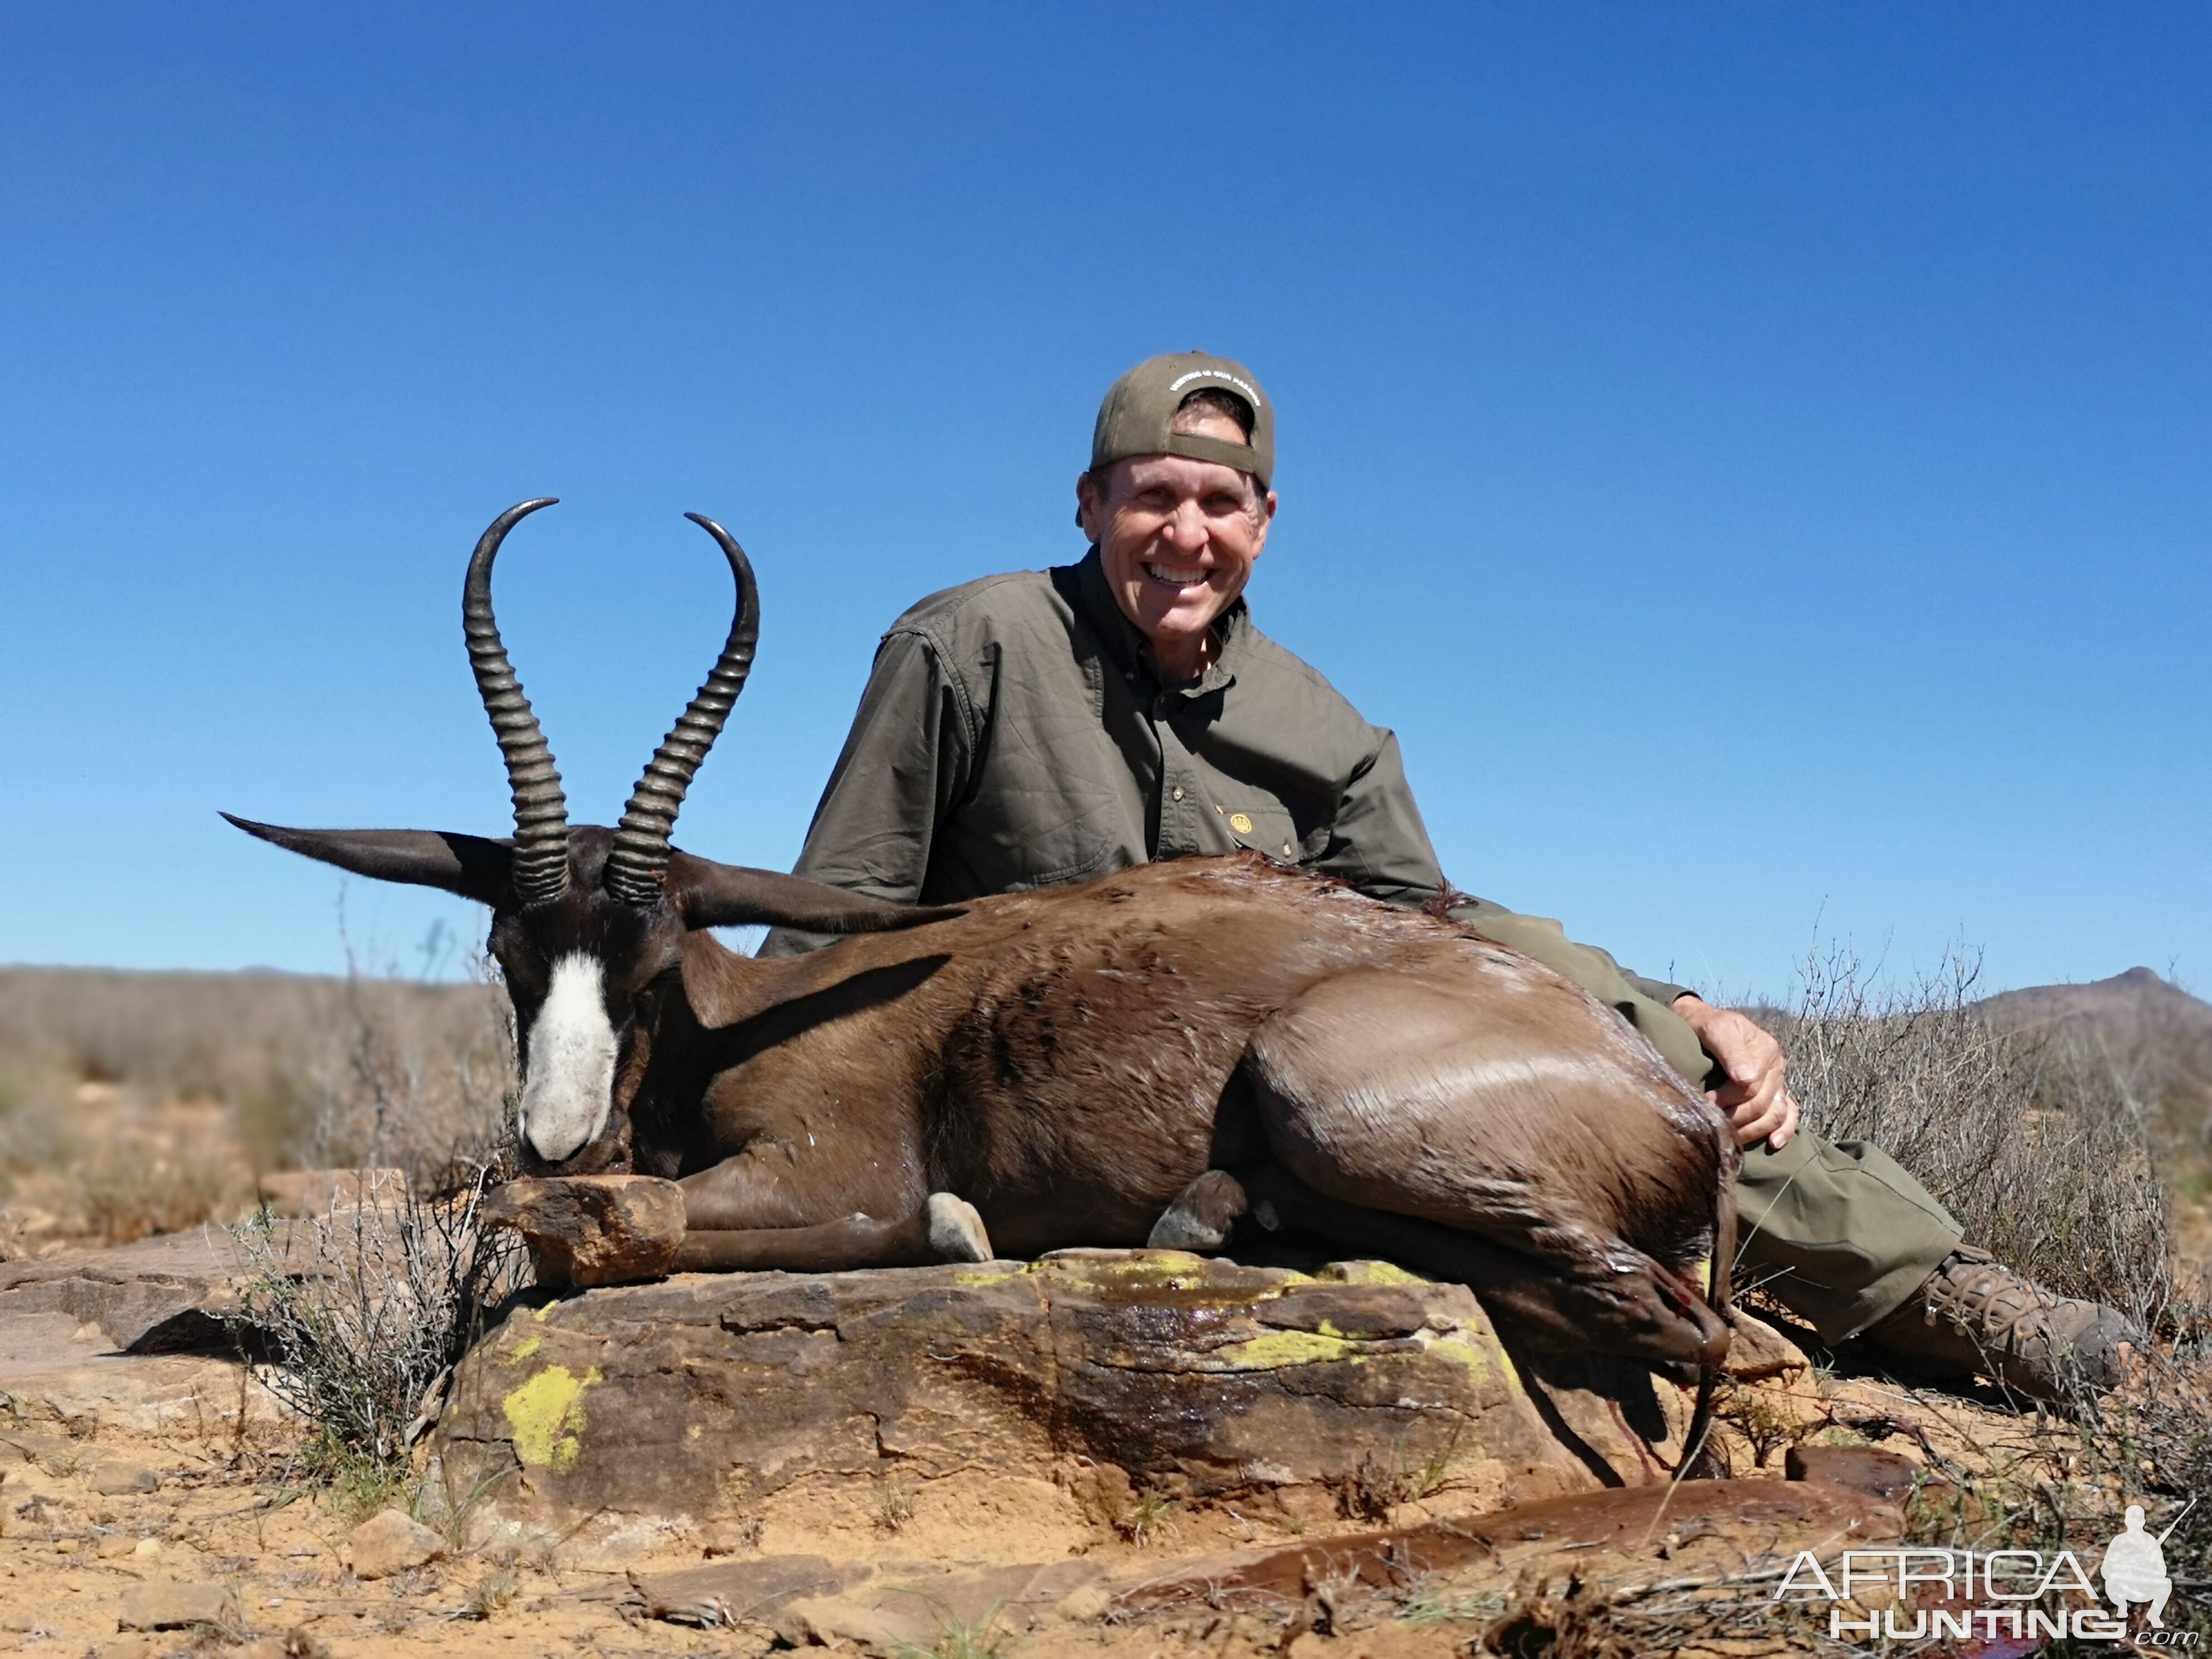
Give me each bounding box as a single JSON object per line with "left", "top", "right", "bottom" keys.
{"left": 615, "top": 846, "right": 1737, "bottom": 1372}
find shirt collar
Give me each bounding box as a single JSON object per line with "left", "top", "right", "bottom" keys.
{"left": 1073, "top": 546, "right": 1246, "bottom": 696}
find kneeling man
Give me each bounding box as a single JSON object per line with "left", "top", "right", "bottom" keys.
{"left": 762, "top": 351, "right": 2135, "bottom": 1405}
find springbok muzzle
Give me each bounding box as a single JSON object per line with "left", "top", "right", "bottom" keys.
{"left": 518, "top": 953, "right": 619, "bottom": 1162}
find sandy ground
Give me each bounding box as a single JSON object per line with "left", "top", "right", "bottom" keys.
{"left": 0, "top": 1380, "right": 1498, "bottom": 1657}
{"left": 0, "top": 1314, "right": 2080, "bottom": 1659}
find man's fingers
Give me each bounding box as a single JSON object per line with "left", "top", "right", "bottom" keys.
{"left": 1679, "top": 1000, "right": 1794, "bottom": 1147}
{"left": 1731, "top": 1102, "right": 1783, "bottom": 1147}
{"left": 1728, "top": 1090, "right": 1800, "bottom": 1150}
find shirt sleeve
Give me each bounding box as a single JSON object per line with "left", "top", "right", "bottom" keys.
{"left": 1312, "top": 729, "right": 1452, "bottom": 908}
{"left": 1624, "top": 970, "right": 1695, "bottom": 1007}
{"left": 757, "top": 627, "right": 974, "bottom": 957}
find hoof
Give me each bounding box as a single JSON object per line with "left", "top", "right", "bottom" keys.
{"left": 1146, "top": 1168, "right": 1250, "bottom": 1251}
{"left": 925, "top": 1192, "right": 995, "bottom": 1264}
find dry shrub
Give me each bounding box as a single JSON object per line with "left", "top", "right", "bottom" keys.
{"left": 287, "top": 928, "right": 517, "bottom": 1194}
{"left": 1764, "top": 940, "right": 2177, "bottom": 1332}
{"left": 2073, "top": 1343, "right": 2212, "bottom": 1623}
{"left": 0, "top": 1081, "right": 255, "bottom": 1250}
{"left": 0, "top": 908, "right": 517, "bottom": 1253}
{"left": 1869, "top": 1342, "right": 2212, "bottom": 1636}
{"left": 1476, "top": 1564, "right": 1832, "bottom": 1657}
{"left": 230, "top": 1173, "right": 526, "bottom": 1473}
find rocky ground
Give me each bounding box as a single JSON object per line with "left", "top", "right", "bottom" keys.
{"left": 6, "top": 968, "right": 2205, "bottom": 1655}
{"left": 0, "top": 1214, "right": 2135, "bottom": 1659}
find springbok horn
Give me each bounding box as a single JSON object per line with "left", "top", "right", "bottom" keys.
{"left": 463, "top": 498, "right": 570, "bottom": 905}
{"left": 604, "top": 513, "right": 760, "bottom": 906}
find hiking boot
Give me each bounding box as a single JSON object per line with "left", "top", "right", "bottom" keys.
{"left": 1864, "top": 1245, "right": 2139, "bottom": 1403}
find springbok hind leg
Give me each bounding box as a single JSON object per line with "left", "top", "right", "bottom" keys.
{"left": 1147, "top": 1169, "right": 1252, "bottom": 1251}
{"left": 1231, "top": 1163, "right": 1717, "bottom": 1379}
{"left": 1240, "top": 971, "right": 1731, "bottom": 1372}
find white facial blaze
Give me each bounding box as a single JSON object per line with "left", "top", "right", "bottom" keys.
{"left": 520, "top": 953, "right": 618, "bottom": 1162}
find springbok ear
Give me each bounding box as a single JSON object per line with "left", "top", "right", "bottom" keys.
{"left": 223, "top": 814, "right": 514, "bottom": 907}
{"left": 667, "top": 850, "right": 963, "bottom": 934}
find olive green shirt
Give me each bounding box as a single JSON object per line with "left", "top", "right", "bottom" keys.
{"left": 761, "top": 549, "right": 1704, "bottom": 1078}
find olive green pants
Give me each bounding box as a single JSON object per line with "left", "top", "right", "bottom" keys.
{"left": 1463, "top": 911, "right": 1963, "bottom": 1342}
{"left": 1733, "top": 1128, "right": 1962, "bottom": 1341}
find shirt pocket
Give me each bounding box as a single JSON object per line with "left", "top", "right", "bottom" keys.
{"left": 1211, "top": 798, "right": 1302, "bottom": 862}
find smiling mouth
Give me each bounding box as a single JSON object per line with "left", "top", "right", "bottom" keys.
{"left": 1143, "top": 561, "right": 1211, "bottom": 591}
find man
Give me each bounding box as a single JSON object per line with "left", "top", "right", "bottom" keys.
{"left": 763, "top": 350, "right": 2136, "bottom": 1404}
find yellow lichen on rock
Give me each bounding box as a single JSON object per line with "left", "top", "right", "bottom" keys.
{"left": 503, "top": 1363, "right": 602, "bottom": 1473}
{"left": 1214, "top": 1328, "right": 1362, "bottom": 1370}
{"left": 1419, "top": 1327, "right": 1525, "bottom": 1396}
{"left": 1314, "top": 1259, "right": 1425, "bottom": 1287}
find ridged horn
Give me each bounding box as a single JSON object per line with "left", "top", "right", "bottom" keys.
{"left": 604, "top": 513, "right": 759, "bottom": 906}
{"left": 463, "top": 498, "right": 570, "bottom": 905}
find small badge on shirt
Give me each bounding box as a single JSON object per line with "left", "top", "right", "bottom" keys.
{"left": 1228, "top": 813, "right": 1254, "bottom": 834}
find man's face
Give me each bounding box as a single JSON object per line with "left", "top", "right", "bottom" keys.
{"left": 1076, "top": 414, "right": 1277, "bottom": 677}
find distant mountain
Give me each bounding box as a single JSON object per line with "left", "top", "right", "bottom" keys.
{"left": 1981, "top": 967, "right": 2212, "bottom": 1106}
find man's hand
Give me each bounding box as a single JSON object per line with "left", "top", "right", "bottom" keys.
{"left": 1671, "top": 993, "right": 1797, "bottom": 1149}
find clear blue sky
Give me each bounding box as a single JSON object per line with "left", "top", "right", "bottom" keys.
{"left": 3, "top": 5, "right": 2205, "bottom": 998}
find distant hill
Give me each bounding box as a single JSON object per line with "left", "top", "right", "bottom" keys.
{"left": 1981, "top": 967, "right": 2212, "bottom": 1110}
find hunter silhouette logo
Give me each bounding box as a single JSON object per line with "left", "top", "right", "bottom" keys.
{"left": 2102, "top": 1500, "right": 2192, "bottom": 1629}
{"left": 1774, "top": 1496, "right": 2199, "bottom": 1646}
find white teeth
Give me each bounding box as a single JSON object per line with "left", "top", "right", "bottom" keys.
{"left": 1146, "top": 563, "right": 1206, "bottom": 584}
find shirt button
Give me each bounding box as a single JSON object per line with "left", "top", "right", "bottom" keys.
{"left": 1170, "top": 785, "right": 1185, "bottom": 802}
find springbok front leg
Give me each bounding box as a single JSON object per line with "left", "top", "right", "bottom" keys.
{"left": 677, "top": 1151, "right": 991, "bottom": 1269}
{"left": 678, "top": 1195, "right": 993, "bottom": 1271}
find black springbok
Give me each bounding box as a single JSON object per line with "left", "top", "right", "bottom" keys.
{"left": 230, "top": 501, "right": 1738, "bottom": 1424}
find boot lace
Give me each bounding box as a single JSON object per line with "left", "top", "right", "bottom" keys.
{"left": 1919, "top": 1246, "right": 2062, "bottom": 1356}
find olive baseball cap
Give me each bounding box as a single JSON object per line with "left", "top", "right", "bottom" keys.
{"left": 1090, "top": 351, "right": 1274, "bottom": 488}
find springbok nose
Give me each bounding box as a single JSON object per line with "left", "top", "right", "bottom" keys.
{"left": 519, "top": 953, "right": 619, "bottom": 1163}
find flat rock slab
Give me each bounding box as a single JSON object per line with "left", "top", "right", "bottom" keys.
{"left": 0, "top": 1228, "right": 334, "bottom": 1432}
{"left": 0, "top": 1228, "right": 255, "bottom": 1352}
{"left": 118, "top": 1580, "right": 236, "bottom": 1631}
{"left": 1113, "top": 1477, "right": 1907, "bottom": 1616}
{"left": 627, "top": 1554, "right": 873, "bottom": 1626}
{"left": 436, "top": 1249, "right": 1706, "bottom": 1532}
{"left": 619, "top": 1482, "right": 1899, "bottom": 1646}
{"left": 0, "top": 1306, "right": 275, "bottom": 1434}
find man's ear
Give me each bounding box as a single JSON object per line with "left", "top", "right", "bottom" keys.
{"left": 1075, "top": 468, "right": 1106, "bottom": 541}
{"left": 668, "top": 850, "right": 962, "bottom": 933}
{"left": 223, "top": 814, "right": 513, "bottom": 906}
